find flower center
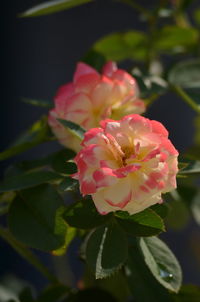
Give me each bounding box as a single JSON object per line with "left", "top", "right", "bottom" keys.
{"left": 121, "top": 142, "right": 140, "bottom": 166}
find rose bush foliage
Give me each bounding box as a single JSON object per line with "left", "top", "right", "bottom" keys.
{"left": 1, "top": 1, "right": 200, "bottom": 301}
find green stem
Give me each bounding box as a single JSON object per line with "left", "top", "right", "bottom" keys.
{"left": 173, "top": 0, "right": 191, "bottom": 28}
{"left": 144, "top": 0, "right": 165, "bottom": 69}
{"left": 0, "top": 227, "right": 58, "bottom": 283}
{"left": 171, "top": 85, "right": 200, "bottom": 114}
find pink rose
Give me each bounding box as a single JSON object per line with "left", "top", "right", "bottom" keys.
{"left": 48, "top": 62, "right": 145, "bottom": 152}
{"left": 73, "top": 114, "right": 179, "bottom": 215}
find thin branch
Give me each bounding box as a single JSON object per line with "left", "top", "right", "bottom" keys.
{"left": 171, "top": 85, "right": 200, "bottom": 114}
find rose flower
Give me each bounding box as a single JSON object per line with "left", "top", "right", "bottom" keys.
{"left": 48, "top": 62, "right": 145, "bottom": 152}
{"left": 73, "top": 114, "right": 179, "bottom": 215}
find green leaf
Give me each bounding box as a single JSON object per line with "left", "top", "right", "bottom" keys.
{"left": 178, "top": 160, "right": 200, "bottom": 175}
{"left": 94, "top": 31, "right": 148, "bottom": 62}
{"left": 19, "top": 288, "right": 35, "bottom": 302}
{"left": 115, "top": 208, "right": 165, "bottom": 237}
{"left": 12, "top": 148, "right": 75, "bottom": 173}
{"left": 59, "top": 177, "right": 78, "bottom": 191}
{"left": 194, "top": 8, "right": 200, "bottom": 26}
{"left": 179, "top": 0, "right": 195, "bottom": 10}
{"left": 0, "top": 192, "right": 15, "bottom": 216}
{"left": 97, "top": 270, "right": 130, "bottom": 302}
{"left": 86, "top": 222, "right": 128, "bottom": 279}
{"left": 172, "top": 284, "right": 200, "bottom": 302}
{"left": 16, "top": 156, "right": 54, "bottom": 172}
{"left": 52, "top": 225, "right": 76, "bottom": 256}
{"left": 51, "top": 149, "right": 76, "bottom": 174}
{"left": 0, "top": 170, "right": 62, "bottom": 193}
{"left": 125, "top": 241, "right": 173, "bottom": 302}
{"left": 178, "top": 161, "right": 189, "bottom": 171}
{"left": 155, "top": 26, "right": 198, "bottom": 53}
{"left": 139, "top": 237, "right": 182, "bottom": 293}
{"left": 67, "top": 288, "right": 117, "bottom": 302}
{"left": 164, "top": 191, "right": 190, "bottom": 230}
{"left": 22, "top": 97, "right": 53, "bottom": 108}
{"left": 177, "top": 185, "right": 197, "bottom": 203}
{"left": 82, "top": 49, "right": 106, "bottom": 72}
{"left": 58, "top": 119, "right": 85, "bottom": 140}
{"left": 131, "top": 68, "right": 168, "bottom": 98}
{"left": 8, "top": 184, "right": 66, "bottom": 251}
{"left": 0, "top": 116, "right": 51, "bottom": 161}
{"left": 20, "top": 0, "right": 93, "bottom": 17}
{"left": 64, "top": 198, "right": 112, "bottom": 229}
{"left": 150, "top": 203, "right": 169, "bottom": 219}
{"left": 191, "top": 114, "right": 200, "bottom": 146}
{"left": 168, "top": 59, "right": 200, "bottom": 89}
{"left": 0, "top": 227, "right": 57, "bottom": 282}
{"left": 0, "top": 191, "right": 16, "bottom": 204}
{"left": 158, "top": 8, "right": 173, "bottom": 18}
{"left": 183, "top": 145, "right": 200, "bottom": 161}
{"left": 191, "top": 190, "right": 200, "bottom": 225}
{"left": 37, "top": 284, "right": 69, "bottom": 302}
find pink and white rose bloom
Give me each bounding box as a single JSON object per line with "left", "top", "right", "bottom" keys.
{"left": 48, "top": 61, "right": 145, "bottom": 152}
{"left": 73, "top": 114, "right": 179, "bottom": 215}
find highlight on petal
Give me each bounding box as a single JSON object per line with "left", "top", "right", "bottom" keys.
{"left": 73, "top": 114, "right": 179, "bottom": 215}
{"left": 102, "top": 61, "right": 117, "bottom": 77}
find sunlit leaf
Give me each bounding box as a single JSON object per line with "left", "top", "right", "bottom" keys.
{"left": 115, "top": 208, "right": 165, "bottom": 237}
{"left": 155, "top": 26, "right": 198, "bottom": 53}
{"left": 94, "top": 31, "right": 148, "bottom": 62}
{"left": 58, "top": 119, "right": 85, "bottom": 140}
{"left": 52, "top": 225, "right": 76, "bottom": 256}
{"left": 20, "top": 0, "right": 93, "bottom": 17}
{"left": 139, "top": 237, "right": 182, "bottom": 293}
{"left": 22, "top": 97, "right": 53, "bottom": 108}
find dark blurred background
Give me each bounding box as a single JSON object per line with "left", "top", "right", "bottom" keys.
{"left": 1, "top": 0, "right": 200, "bottom": 296}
